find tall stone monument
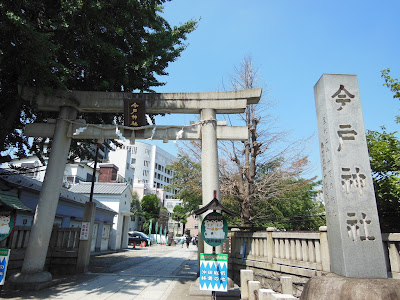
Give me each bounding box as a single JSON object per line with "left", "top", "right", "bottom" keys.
{"left": 314, "top": 74, "right": 387, "bottom": 278}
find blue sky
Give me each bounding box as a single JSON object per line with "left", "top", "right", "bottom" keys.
{"left": 145, "top": 0, "right": 400, "bottom": 180}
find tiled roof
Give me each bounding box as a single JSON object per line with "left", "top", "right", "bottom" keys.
{"left": 69, "top": 182, "right": 129, "bottom": 195}
{"left": 0, "top": 190, "right": 32, "bottom": 211}
{"left": 0, "top": 169, "right": 117, "bottom": 214}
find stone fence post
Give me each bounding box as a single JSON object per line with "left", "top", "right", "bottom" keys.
{"left": 248, "top": 280, "right": 261, "bottom": 300}
{"left": 240, "top": 269, "right": 254, "bottom": 300}
{"left": 319, "top": 226, "right": 330, "bottom": 272}
{"left": 230, "top": 231, "right": 237, "bottom": 258}
{"left": 267, "top": 227, "right": 276, "bottom": 263}
{"left": 280, "top": 276, "right": 293, "bottom": 295}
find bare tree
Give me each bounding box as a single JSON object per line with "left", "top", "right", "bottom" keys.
{"left": 219, "top": 55, "right": 315, "bottom": 226}
{"left": 172, "top": 56, "right": 316, "bottom": 227}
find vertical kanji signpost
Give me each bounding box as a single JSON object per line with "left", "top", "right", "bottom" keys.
{"left": 314, "top": 74, "right": 387, "bottom": 278}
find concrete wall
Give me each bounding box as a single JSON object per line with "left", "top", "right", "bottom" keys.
{"left": 76, "top": 188, "right": 132, "bottom": 250}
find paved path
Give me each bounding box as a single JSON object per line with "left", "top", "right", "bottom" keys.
{"left": 1, "top": 245, "right": 221, "bottom": 300}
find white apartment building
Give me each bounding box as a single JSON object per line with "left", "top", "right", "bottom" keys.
{"left": 107, "top": 140, "right": 177, "bottom": 205}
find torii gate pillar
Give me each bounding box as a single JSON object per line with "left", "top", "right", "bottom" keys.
{"left": 10, "top": 106, "right": 77, "bottom": 285}
{"left": 199, "top": 108, "right": 221, "bottom": 255}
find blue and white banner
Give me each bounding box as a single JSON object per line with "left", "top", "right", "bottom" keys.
{"left": 200, "top": 253, "right": 228, "bottom": 292}
{"left": 0, "top": 248, "right": 10, "bottom": 285}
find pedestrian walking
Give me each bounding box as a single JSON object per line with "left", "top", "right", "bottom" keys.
{"left": 186, "top": 235, "right": 191, "bottom": 248}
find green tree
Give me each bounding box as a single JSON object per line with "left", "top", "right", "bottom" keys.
{"left": 366, "top": 128, "right": 400, "bottom": 232}
{"left": 0, "top": 0, "right": 197, "bottom": 162}
{"left": 166, "top": 154, "right": 202, "bottom": 214}
{"left": 172, "top": 204, "right": 187, "bottom": 235}
{"left": 141, "top": 194, "right": 160, "bottom": 220}
{"left": 130, "top": 191, "right": 142, "bottom": 215}
{"left": 252, "top": 179, "right": 325, "bottom": 231}
{"left": 381, "top": 69, "right": 400, "bottom": 123}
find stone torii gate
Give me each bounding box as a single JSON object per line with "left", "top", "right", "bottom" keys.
{"left": 12, "top": 87, "right": 262, "bottom": 285}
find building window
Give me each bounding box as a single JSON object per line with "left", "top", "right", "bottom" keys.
{"left": 86, "top": 173, "right": 94, "bottom": 182}
{"left": 145, "top": 149, "right": 150, "bottom": 157}
{"left": 131, "top": 158, "right": 136, "bottom": 164}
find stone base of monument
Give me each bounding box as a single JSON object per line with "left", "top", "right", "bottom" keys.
{"left": 189, "top": 277, "right": 241, "bottom": 298}
{"left": 300, "top": 275, "right": 400, "bottom": 300}
{"left": 7, "top": 271, "right": 55, "bottom": 291}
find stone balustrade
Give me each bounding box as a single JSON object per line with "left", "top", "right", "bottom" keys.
{"left": 229, "top": 227, "right": 400, "bottom": 282}
{"left": 230, "top": 226, "right": 330, "bottom": 278}
{"left": 382, "top": 233, "right": 400, "bottom": 279}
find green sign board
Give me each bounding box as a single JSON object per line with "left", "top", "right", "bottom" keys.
{"left": 201, "top": 212, "right": 228, "bottom": 247}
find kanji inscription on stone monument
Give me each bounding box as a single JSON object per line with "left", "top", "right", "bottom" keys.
{"left": 315, "top": 74, "right": 387, "bottom": 278}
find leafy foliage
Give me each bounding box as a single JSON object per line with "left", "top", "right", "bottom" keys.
{"left": 141, "top": 194, "right": 160, "bottom": 220}
{"left": 166, "top": 154, "right": 202, "bottom": 214}
{"left": 366, "top": 128, "right": 400, "bottom": 232}
{"left": 0, "top": 0, "right": 197, "bottom": 161}
{"left": 381, "top": 69, "right": 400, "bottom": 123}
{"left": 381, "top": 69, "right": 400, "bottom": 99}
{"left": 251, "top": 179, "right": 325, "bottom": 231}
{"left": 130, "top": 191, "right": 142, "bottom": 215}
{"left": 172, "top": 205, "right": 187, "bottom": 224}
{"left": 171, "top": 204, "right": 187, "bottom": 235}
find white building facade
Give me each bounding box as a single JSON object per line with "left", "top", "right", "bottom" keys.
{"left": 69, "top": 182, "right": 133, "bottom": 250}
{"left": 107, "top": 140, "right": 177, "bottom": 205}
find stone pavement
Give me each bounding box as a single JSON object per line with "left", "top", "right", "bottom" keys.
{"left": 0, "top": 244, "right": 239, "bottom": 299}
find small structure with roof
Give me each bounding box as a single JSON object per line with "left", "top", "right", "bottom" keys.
{"left": 69, "top": 182, "right": 133, "bottom": 250}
